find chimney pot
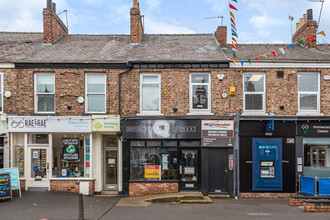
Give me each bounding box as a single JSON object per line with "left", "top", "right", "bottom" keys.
{"left": 47, "top": 0, "right": 52, "bottom": 9}
{"left": 133, "top": 0, "right": 138, "bottom": 7}
{"left": 307, "top": 9, "right": 313, "bottom": 21}
{"left": 52, "top": 3, "right": 56, "bottom": 13}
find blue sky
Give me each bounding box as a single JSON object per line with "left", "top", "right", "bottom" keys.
{"left": 0, "top": 0, "right": 328, "bottom": 44}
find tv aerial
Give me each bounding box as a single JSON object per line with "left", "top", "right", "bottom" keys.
{"left": 204, "top": 16, "right": 224, "bottom": 26}
{"left": 307, "top": 0, "right": 325, "bottom": 30}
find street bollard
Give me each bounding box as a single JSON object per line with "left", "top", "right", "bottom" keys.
{"left": 78, "top": 193, "right": 84, "bottom": 220}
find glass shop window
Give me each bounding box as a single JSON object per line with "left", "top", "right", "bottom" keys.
{"left": 28, "top": 134, "right": 49, "bottom": 144}
{"left": 303, "top": 138, "right": 330, "bottom": 178}
{"left": 190, "top": 73, "right": 211, "bottom": 112}
{"left": 13, "top": 134, "right": 25, "bottom": 177}
{"left": 130, "top": 140, "right": 178, "bottom": 181}
{"left": 52, "top": 133, "right": 91, "bottom": 178}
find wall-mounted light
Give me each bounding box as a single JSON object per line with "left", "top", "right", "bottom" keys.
{"left": 77, "top": 97, "right": 84, "bottom": 104}
{"left": 217, "top": 74, "right": 224, "bottom": 81}
{"left": 173, "top": 108, "right": 178, "bottom": 113}
{"left": 4, "top": 91, "right": 11, "bottom": 98}
{"left": 163, "top": 89, "right": 168, "bottom": 94}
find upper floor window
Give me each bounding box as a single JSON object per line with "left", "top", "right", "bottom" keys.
{"left": 35, "top": 73, "right": 55, "bottom": 113}
{"left": 190, "top": 73, "right": 211, "bottom": 113}
{"left": 243, "top": 73, "right": 265, "bottom": 112}
{"left": 298, "top": 72, "right": 320, "bottom": 113}
{"left": 0, "top": 73, "right": 3, "bottom": 113}
{"left": 140, "top": 74, "right": 161, "bottom": 114}
{"left": 86, "top": 73, "right": 106, "bottom": 113}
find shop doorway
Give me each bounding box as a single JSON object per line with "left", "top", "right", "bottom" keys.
{"left": 208, "top": 148, "right": 229, "bottom": 193}
{"left": 179, "top": 148, "right": 200, "bottom": 190}
{"left": 103, "top": 136, "right": 118, "bottom": 190}
{"left": 27, "top": 147, "right": 50, "bottom": 189}
{"left": 0, "top": 147, "right": 3, "bottom": 168}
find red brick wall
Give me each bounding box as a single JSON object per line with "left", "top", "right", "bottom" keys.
{"left": 43, "top": 8, "right": 68, "bottom": 44}
{"left": 19, "top": 179, "right": 26, "bottom": 191}
{"left": 240, "top": 193, "right": 297, "bottom": 199}
{"left": 129, "top": 182, "right": 178, "bottom": 197}
{"left": 292, "top": 20, "right": 317, "bottom": 48}
{"left": 50, "top": 180, "right": 95, "bottom": 195}
{"left": 304, "top": 202, "right": 330, "bottom": 212}
{"left": 130, "top": 5, "right": 143, "bottom": 44}
{"left": 215, "top": 26, "right": 227, "bottom": 47}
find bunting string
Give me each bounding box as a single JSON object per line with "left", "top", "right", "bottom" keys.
{"left": 229, "top": 0, "right": 239, "bottom": 64}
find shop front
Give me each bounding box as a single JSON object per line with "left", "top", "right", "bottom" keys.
{"left": 121, "top": 119, "right": 201, "bottom": 196}
{"left": 91, "top": 115, "right": 121, "bottom": 195}
{"left": 8, "top": 116, "right": 94, "bottom": 194}
{"left": 0, "top": 116, "right": 9, "bottom": 169}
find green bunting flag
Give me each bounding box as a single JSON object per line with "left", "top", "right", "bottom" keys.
{"left": 247, "top": 59, "right": 251, "bottom": 64}
{"left": 298, "top": 40, "right": 304, "bottom": 45}
{"left": 231, "top": 0, "right": 238, "bottom": 2}
{"left": 232, "top": 32, "right": 238, "bottom": 38}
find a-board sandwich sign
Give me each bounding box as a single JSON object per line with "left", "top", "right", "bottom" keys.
{"left": 0, "top": 173, "right": 12, "bottom": 201}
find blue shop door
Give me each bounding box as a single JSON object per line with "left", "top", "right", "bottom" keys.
{"left": 252, "top": 138, "right": 282, "bottom": 191}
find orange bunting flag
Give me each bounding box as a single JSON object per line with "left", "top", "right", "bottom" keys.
{"left": 317, "top": 31, "right": 326, "bottom": 36}
{"left": 271, "top": 51, "right": 276, "bottom": 57}
{"left": 232, "top": 59, "right": 237, "bottom": 64}
{"left": 229, "top": 4, "right": 238, "bottom": 11}
{"left": 232, "top": 42, "right": 237, "bottom": 50}
{"left": 230, "top": 11, "right": 235, "bottom": 20}
{"left": 307, "top": 36, "right": 316, "bottom": 40}
{"left": 262, "top": 54, "right": 268, "bottom": 59}
{"left": 231, "top": 18, "right": 236, "bottom": 26}
{"left": 232, "top": 37, "right": 237, "bottom": 44}
{"left": 254, "top": 57, "right": 259, "bottom": 62}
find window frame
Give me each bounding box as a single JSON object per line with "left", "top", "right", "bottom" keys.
{"left": 34, "top": 73, "right": 55, "bottom": 114}
{"left": 139, "top": 73, "right": 161, "bottom": 115}
{"left": 298, "top": 72, "right": 320, "bottom": 114}
{"left": 85, "top": 73, "right": 106, "bottom": 114}
{"left": 0, "top": 72, "right": 3, "bottom": 113}
{"left": 189, "top": 73, "right": 211, "bottom": 114}
{"left": 243, "top": 72, "right": 266, "bottom": 113}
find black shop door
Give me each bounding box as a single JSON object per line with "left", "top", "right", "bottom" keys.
{"left": 208, "top": 148, "right": 228, "bottom": 193}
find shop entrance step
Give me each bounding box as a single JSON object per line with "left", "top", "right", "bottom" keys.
{"left": 208, "top": 194, "right": 231, "bottom": 199}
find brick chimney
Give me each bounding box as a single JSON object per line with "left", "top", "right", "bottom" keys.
{"left": 43, "top": 0, "right": 68, "bottom": 44}
{"left": 292, "top": 9, "right": 317, "bottom": 49}
{"left": 214, "top": 26, "right": 227, "bottom": 48}
{"left": 130, "top": 0, "right": 144, "bottom": 44}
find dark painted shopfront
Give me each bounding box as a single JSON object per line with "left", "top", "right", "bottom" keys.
{"left": 121, "top": 119, "right": 234, "bottom": 196}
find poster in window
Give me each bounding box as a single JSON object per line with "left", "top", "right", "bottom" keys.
{"left": 62, "top": 138, "right": 80, "bottom": 162}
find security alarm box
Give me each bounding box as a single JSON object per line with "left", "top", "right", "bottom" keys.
{"left": 229, "top": 87, "right": 236, "bottom": 95}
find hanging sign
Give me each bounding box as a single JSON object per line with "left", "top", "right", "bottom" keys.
{"left": 201, "top": 120, "right": 234, "bottom": 147}
{"left": 0, "top": 173, "right": 12, "bottom": 201}
{"left": 62, "top": 138, "right": 80, "bottom": 162}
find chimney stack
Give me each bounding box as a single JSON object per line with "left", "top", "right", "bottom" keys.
{"left": 292, "top": 9, "right": 317, "bottom": 49}
{"left": 130, "top": 0, "right": 144, "bottom": 44}
{"left": 214, "top": 26, "right": 227, "bottom": 48}
{"left": 43, "top": 0, "right": 68, "bottom": 44}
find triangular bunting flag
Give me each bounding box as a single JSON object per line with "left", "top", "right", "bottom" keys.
{"left": 317, "top": 31, "right": 326, "bottom": 36}
{"left": 232, "top": 59, "right": 237, "bottom": 64}
{"left": 231, "top": 29, "right": 238, "bottom": 37}
{"left": 232, "top": 42, "right": 237, "bottom": 50}
{"left": 231, "top": 0, "right": 238, "bottom": 2}
{"left": 279, "top": 48, "right": 285, "bottom": 54}
{"left": 240, "top": 61, "right": 244, "bottom": 67}
{"left": 229, "top": 4, "right": 238, "bottom": 11}
{"left": 262, "top": 54, "right": 268, "bottom": 59}
{"left": 254, "top": 57, "right": 259, "bottom": 62}
{"left": 271, "top": 51, "right": 276, "bottom": 57}
{"left": 230, "top": 12, "right": 236, "bottom": 20}
{"left": 307, "top": 36, "right": 316, "bottom": 40}
{"left": 231, "top": 24, "right": 237, "bottom": 31}
{"left": 288, "top": 44, "right": 295, "bottom": 49}
{"left": 232, "top": 37, "right": 237, "bottom": 44}
{"left": 231, "top": 18, "right": 236, "bottom": 26}
{"left": 298, "top": 40, "right": 304, "bottom": 45}
{"left": 232, "top": 32, "right": 238, "bottom": 38}
{"left": 247, "top": 59, "right": 251, "bottom": 64}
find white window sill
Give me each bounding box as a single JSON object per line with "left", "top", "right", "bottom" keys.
{"left": 241, "top": 112, "right": 268, "bottom": 116}
{"left": 296, "top": 112, "right": 324, "bottom": 116}
{"left": 187, "top": 112, "right": 214, "bottom": 116}
{"left": 137, "top": 113, "right": 164, "bottom": 116}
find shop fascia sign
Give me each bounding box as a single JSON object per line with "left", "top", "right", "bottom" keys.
{"left": 91, "top": 115, "right": 120, "bottom": 132}
{"left": 8, "top": 116, "right": 92, "bottom": 133}
{"left": 201, "top": 120, "right": 235, "bottom": 147}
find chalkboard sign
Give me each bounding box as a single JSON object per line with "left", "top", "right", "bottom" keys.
{"left": 0, "top": 173, "right": 12, "bottom": 201}
{"left": 0, "top": 168, "right": 20, "bottom": 190}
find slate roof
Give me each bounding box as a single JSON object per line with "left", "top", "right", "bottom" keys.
{"left": 1, "top": 32, "right": 330, "bottom": 63}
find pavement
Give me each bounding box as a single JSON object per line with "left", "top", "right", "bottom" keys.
{"left": 1, "top": 191, "right": 330, "bottom": 220}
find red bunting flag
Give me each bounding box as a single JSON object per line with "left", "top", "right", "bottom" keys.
{"left": 254, "top": 57, "right": 259, "bottom": 62}
{"left": 231, "top": 18, "right": 236, "bottom": 26}
{"left": 232, "top": 37, "right": 237, "bottom": 44}
{"left": 307, "top": 36, "right": 316, "bottom": 40}
{"left": 229, "top": 4, "right": 238, "bottom": 11}
{"left": 271, "top": 51, "right": 276, "bottom": 57}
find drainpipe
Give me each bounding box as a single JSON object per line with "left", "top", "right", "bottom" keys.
{"left": 233, "top": 112, "right": 240, "bottom": 199}
{"left": 118, "top": 65, "right": 132, "bottom": 115}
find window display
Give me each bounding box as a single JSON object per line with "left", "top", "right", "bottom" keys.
{"left": 13, "top": 134, "right": 24, "bottom": 178}
{"left": 52, "top": 133, "right": 90, "bottom": 178}
{"left": 130, "top": 140, "right": 178, "bottom": 181}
